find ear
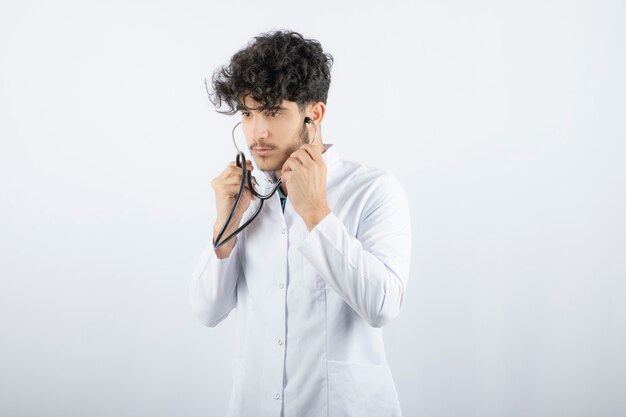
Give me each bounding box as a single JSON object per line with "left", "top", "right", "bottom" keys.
{"left": 306, "top": 102, "right": 326, "bottom": 126}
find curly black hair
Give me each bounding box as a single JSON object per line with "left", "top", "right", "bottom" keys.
{"left": 208, "top": 30, "right": 334, "bottom": 115}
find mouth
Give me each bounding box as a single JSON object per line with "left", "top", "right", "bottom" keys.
{"left": 253, "top": 147, "right": 275, "bottom": 156}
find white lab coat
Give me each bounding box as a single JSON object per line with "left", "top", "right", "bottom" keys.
{"left": 190, "top": 143, "right": 412, "bottom": 417}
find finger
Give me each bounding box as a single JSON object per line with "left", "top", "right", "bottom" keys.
{"left": 229, "top": 160, "right": 253, "bottom": 170}
{"left": 300, "top": 145, "right": 322, "bottom": 164}
{"left": 220, "top": 163, "right": 240, "bottom": 179}
{"left": 222, "top": 184, "right": 243, "bottom": 197}
{"left": 290, "top": 149, "right": 315, "bottom": 167}
{"left": 226, "top": 165, "right": 253, "bottom": 179}
{"left": 221, "top": 175, "right": 246, "bottom": 186}
{"left": 223, "top": 184, "right": 255, "bottom": 200}
{"left": 281, "top": 158, "right": 302, "bottom": 174}
{"left": 280, "top": 171, "right": 291, "bottom": 186}
{"left": 219, "top": 173, "right": 256, "bottom": 192}
{"left": 223, "top": 163, "right": 252, "bottom": 179}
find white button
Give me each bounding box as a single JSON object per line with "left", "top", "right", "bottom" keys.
{"left": 279, "top": 283, "right": 284, "bottom": 289}
{"left": 278, "top": 339, "right": 283, "bottom": 345}
{"left": 275, "top": 393, "right": 281, "bottom": 400}
{"left": 281, "top": 229, "right": 286, "bottom": 234}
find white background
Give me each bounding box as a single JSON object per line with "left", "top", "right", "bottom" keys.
{"left": 1, "top": 0, "right": 625, "bottom": 416}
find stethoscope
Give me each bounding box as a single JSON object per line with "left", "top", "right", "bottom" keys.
{"left": 213, "top": 117, "right": 318, "bottom": 249}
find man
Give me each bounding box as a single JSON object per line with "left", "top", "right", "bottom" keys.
{"left": 190, "top": 30, "right": 412, "bottom": 417}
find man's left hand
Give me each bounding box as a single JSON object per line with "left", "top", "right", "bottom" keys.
{"left": 281, "top": 144, "right": 331, "bottom": 231}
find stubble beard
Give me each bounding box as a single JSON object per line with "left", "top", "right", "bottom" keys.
{"left": 259, "top": 123, "right": 310, "bottom": 173}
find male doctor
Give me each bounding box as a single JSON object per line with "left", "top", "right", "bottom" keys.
{"left": 190, "top": 30, "right": 412, "bottom": 417}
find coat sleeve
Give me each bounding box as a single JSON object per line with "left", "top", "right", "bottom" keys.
{"left": 189, "top": 238, "right": 243, "bottom": 327}
{"left": 297, "top": 173, "right": 412, "bottom": 328}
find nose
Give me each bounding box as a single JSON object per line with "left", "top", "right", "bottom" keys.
{"left": 246, "top": 116, "right": 269, "bottom": 143}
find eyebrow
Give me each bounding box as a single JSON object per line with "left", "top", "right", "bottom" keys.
{"left": 236, "top": 105, "right": 289, "bottom": 112}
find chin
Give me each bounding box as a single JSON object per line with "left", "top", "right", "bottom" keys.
{"left": 256, "top": 157, "right": 287, "bottom": 172}
{"left": 256, "top": 161, "right": 280, "bottom": 172}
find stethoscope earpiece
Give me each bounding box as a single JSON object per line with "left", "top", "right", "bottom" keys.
{"left": 303, "top": 117, "right": 318, "bottom": 145}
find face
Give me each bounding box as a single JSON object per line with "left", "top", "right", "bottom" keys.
{"left": 239, "top": 95, "right": 309, "bottom": 172}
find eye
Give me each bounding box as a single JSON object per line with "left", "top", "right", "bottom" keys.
{"left": 241, "top": 111, "right": 251, "bottom": 118}
{"left": 266, "top": 109, "right": 281, "bottom": 117}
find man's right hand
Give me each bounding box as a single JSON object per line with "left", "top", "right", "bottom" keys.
{"left": 211, "top": 159, "right": 256, "bottom": 258}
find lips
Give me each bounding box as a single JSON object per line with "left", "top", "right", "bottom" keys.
{"left": 253, "top": 147, "right": 274, "bottom": 156}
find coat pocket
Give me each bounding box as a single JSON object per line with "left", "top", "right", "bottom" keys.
{"left": 327, "top": 360, "right": 402, "bottom": 417}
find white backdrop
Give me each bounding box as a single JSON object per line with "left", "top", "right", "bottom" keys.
{"left": 1, "top": 1, "right": 625, "bottom": 416}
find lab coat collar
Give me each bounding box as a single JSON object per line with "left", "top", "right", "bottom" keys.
{"left": 321, "top": 143, "right": 338, "bottom": 167}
